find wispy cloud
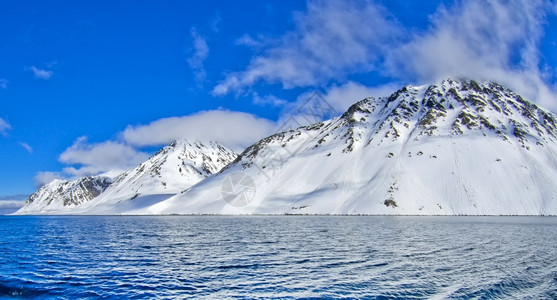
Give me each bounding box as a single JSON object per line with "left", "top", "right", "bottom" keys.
{"left": 235, "top": 34, "right": 268, "bottom": 48}
{"left": 19, "top": 142, "right": 33, "bottom": 154}
{"left": 25, "top": 66, "right": 53, "bottom": 79}
{"left": 187, "top": 28, "right": 210, "bottom": 84}
{"left": 213, "top": 0, "right": 557, "bottom": 110}
{"left": 385, "top": 0, "right": 557, "bottom": 109}
{"left": 212, "top": 0, "right": 399, "bottom": 95}
{"left": 0, "top": 118, "right": 11, "bottom": 136}
{"left": 210, "top": 13, "right": 222, "bottom": 33}
{"left": 252, "top": 93, "right": 288, "bottom": 107}
{"left": 321, "top": 81, "right": 400, "bottom": 111}
{"left": 0, "top": 79, "right": 8, "bottom": 89}
{"left": 121, "top": 110, "right": 276, "bottom": 151}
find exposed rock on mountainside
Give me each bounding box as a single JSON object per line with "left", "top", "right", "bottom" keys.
{"left": 21, "top": 176, "right": 113, "bottom": 211}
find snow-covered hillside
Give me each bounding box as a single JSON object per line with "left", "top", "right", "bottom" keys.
{"left": 17, "top": 176, "right": 113, "bottom": 213}
{"left": 137, "top": 79, "right": 557, "bottom": 215}
{"left": 15, "top": 79, "right": 557, "bottom": 215}
{"left": 15, "top": 140, "right": 237, "bottom": 214}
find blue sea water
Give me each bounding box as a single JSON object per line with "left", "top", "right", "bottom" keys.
{"left": 0, "top": 216, "right": 555, "bottom": 299}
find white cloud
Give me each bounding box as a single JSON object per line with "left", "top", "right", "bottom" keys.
{"left": 26, "top": 66, "right": 53, "bottom": 79}
{"left": 19, "top": 142, "right": 33, "bottom": 154}
{"left": 322, "top": 81, "right": 400, "bottom": 112}
{"left": 0, "top": 200, "right": 25, "bottom": 209}
{"left": 35, "top": 110, "right": 276, "bottom": 187}
{"left": 187, "top": 28, "right": 209, "bottom": 84}
{"left": 121, "top": 110, "right": 276, "bottom": 151}
{"left": 214, "top": 0, "right": 557, "bottom": 111}
{"left": 212, "top": 0, "right": 399, "bottom": 95}
{"left": 34, "top": 171, "right": 64, "bottom": 187}
{"left": 271, "top": 83, "right": 399, "bottom": 128}
{"left": 45, "top": 61, "right": 58, "bottom": 68}
{"left": 0, "top": 195, "right": 28, "bottom": 214}
{"left": 210, "top": 13, "right": 222, "bottom": 33}
{"left": 58, "top": 137, "right": 149, "bottom": 177}
{"left": 0, "top": 194, "right": 28, "bottom": 201}
{"left": 0, "top": 200, "right": 25, "bottom": 214}
{"left": 252, "top": 92, "right": 287, "bottom": 107}
{"left": 0, "top": 79, "right": 8, "bottom": 89}
{"left": 385, "top": 0, "right": 557, "bottom": 109}
{"left": 235, "top": 34, "right": 269, "bottom": 48}
{"left": 0, "top": 118, "right": 11, "bottom": 136}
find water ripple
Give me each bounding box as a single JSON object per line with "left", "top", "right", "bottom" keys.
{"left": 0, "top": 216, "right": 556, "bottom": 298}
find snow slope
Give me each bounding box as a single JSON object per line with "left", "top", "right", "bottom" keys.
{"left": 17, "top": 176, "right": 113, "bottom": 213}
{"left": 15, "top": 140, "right": 237, "bottom": 214}
{"left": 135, "top": 79, "right": 557, "bottom": 215}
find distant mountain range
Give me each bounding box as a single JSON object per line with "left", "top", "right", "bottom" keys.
{"left": 16, "top": 140, "right": 237, "bottom": 214}
{"left": 15, "top": 79, "right": 557, "bottom": 215}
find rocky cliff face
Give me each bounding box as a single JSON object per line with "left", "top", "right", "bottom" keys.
{"left": 21, "top": 176, "right": 113, "bottom": 212}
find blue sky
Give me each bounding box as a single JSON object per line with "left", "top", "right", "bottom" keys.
{"left": 1, "top": 0, "right": 556, "bottom": 198}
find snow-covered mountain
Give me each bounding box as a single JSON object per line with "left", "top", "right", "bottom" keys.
{"left": 18, "top": 176, "right": 113, "bottom": 213}
{"left": 137, "top": 79, "right": 557, "bottom": 215}
{"left": 16, "top": 79, "right": 557, "bottom": 215}
{"left": 15, "top": 140, "right": 237, "bottom": 214}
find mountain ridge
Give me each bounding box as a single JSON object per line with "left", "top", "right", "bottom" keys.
{"left": 15, "top": 78, "right": 557, "bottom": 215}
{"left": 15, "top": 140, "right": 237, "bottom": 214}
{"left": 142, "top": 78, "right": 557, "bottom": 215}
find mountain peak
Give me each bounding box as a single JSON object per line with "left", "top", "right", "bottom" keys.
{"left": 15, "top": 79, "right": 557, "bottom": 216}
{"left": 146, "top": 79, "right": 557, "bottom": 216}
{"left": 15, "top": 140, "right": 237, "bottom": 214}
{"left": 23, "top": 175, "right": 113, "bottom": 209}
{"left": 337, "top": 78, "right": 557, "bottom": 151}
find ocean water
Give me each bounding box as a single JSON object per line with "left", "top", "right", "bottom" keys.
{"left": 0, "top": 216, "right": 555, "bottom": 299}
